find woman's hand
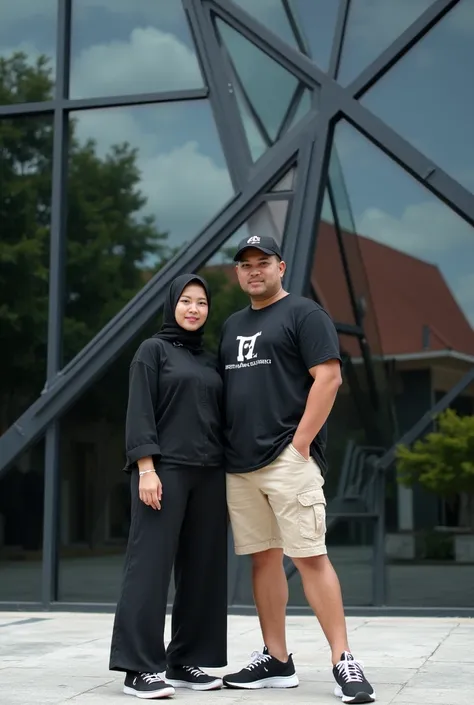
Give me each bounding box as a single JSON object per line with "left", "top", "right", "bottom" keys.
{"left": 139, "top": 471, "right": 163, "bottom": 510}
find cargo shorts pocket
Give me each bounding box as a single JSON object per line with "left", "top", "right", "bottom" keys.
{"left": 297, "top": 488, "right": 326, "bottom": 540}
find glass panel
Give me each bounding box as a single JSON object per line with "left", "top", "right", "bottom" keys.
{"left": 207, "top": 200, "right": 289, "bottom": 267}
{"left": 288, "top": 332, "right": 379, "bottom": 607}
{"left": 216, "top": 19, "right": 312, "bottom": 159}
{"left": 58, "top": 205, "right": 277, "bottom": 602}
{"left": 0, "top": 0, "right": 57, "bottom": 105}
{"left": 233, "top": 79, "right": 268, "bottom": 162}
{"left": 70, "top": 0, "right": 203, "bottom": 99}
{"left": 329, "top": 143, "right": 395, "bottom": 443}
{"left": 362, "top": 0, "right": 474, "bottom": 195}
{"left": 338, "top": 0, "right": 434, "bottom": 85}
{"left": 231, "top": 0, "right": 299, "bottom": 50}
{"left": 0, "top": 114, "right": 52, "bottom": 429}
{"left": 291, "top": 0, "right": 341, "bottom": 70}
{"left": 0, "top": 439, "right": 45, "bottom": 601}
{"left": 64, "top": 100, "right": 233, "bottom": 365}
{"left": 232, "top": 0, "right": 340, "bottom": 71}
{"left": 59, "top": 321, "right": 158, "bottom": 603}
{"left": 272, "top": 167, "right": 295, "bottom": 191}
{"left": 288, "top": 88, "right": 313, "bottom": 131}
{"left": 313, "top": 192, "right": 356, "bottom": 325}
{"left": 334, "top": 120, "right": 474, "bottom": 607}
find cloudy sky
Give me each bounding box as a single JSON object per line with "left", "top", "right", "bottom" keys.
{"left": 0, "top": 0, "right": 472, "bottom": 326}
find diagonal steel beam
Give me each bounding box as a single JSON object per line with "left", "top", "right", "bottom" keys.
{"left": 185, "top": 0, "right": 252, "bottom": 189}
{"left": 328, "top": 0, "right": 350, "bottom": 80}
{"left": 0, "top": 121, "right": 311, "bottom": 475}
{"left": 348, "top": 0, "right": 459, "bottom": 98}
{"left": 283, "top": 98, "right": 333, "bottom": 296}
{"left": 210, "top": 0, "right": 326, "bottom": 88}
{"left": 335, "top": 87, "right": 474, "bottom": 227}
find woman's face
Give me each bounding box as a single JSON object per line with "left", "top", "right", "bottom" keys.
{"left": 175, "top": 283, "right": 209, "bottom": 331}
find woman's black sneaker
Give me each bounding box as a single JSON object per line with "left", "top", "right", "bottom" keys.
{"left": 333, "top": 652, "right": 376, "bottom": 703}
{"left": 165, "top": 665, "right": 222, "bottom": 690}
{"left": 223, "top": 649, "right": 299, "bottom": 689}
{"left": 123, "top": 671, "right": 175, "bottom": 699}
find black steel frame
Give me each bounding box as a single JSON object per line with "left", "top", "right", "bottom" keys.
{"left": 0, "top": 0, "right": 472, "bottom": 611}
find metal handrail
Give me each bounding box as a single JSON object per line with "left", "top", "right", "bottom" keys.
{"left": 375, "top": 365, "right": 474, "bottom": 474}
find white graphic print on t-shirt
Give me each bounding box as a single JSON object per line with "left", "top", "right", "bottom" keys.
{"left": 225, "top": 331, "right": 272, "bottom": 370}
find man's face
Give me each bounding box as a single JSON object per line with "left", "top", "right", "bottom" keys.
{"left": 235, "top": 248, "right": 285, "bottom": 299}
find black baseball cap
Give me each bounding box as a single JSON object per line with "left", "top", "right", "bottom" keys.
{"left": 233, "top": 235, "right": 282, "bottom": 262}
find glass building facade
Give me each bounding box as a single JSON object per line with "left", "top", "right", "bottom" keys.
{"left": 1, "top": 0, "right": 473, "bottom": 612}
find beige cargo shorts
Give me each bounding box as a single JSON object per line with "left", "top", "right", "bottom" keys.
{"left": 226, "top": 443, "right": 327, "bottom": 558}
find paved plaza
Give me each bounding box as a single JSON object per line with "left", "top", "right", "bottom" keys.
{"left": 0, "top": 611, "right": 472, "bottom": 704}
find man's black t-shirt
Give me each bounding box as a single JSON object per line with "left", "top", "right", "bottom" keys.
{"left": 219, "top": 294, "right": 341, "bottom": 474}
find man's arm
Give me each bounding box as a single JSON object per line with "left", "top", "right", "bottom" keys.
{"left": 293, "top": 360, "right": 342, "bottom": 458}
{"left": 292, "top": 359, "right": 342, "bottom": 460}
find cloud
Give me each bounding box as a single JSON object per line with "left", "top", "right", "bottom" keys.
{"left": 359, "top": 200, "right": 472, "bottom": 257}
{"left": 358, "top": 200, "right": 474, "bottom": 324}
{"left": 73, "top": 105, "right": 233, "bottom": 250}
{"left": 71, "top": 26, "right": 202, "bottom": 99}
{"left": 138, "top": 141, "right": 233, "bottom": 246}
{"left": 0, "top": 42, "right": 45, "bottom": 64}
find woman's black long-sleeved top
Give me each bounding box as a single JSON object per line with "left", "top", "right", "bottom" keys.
{"left": 124, "top": 337, "right": 223, "bottom": 470}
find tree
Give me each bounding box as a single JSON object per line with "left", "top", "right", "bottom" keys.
{"left": 0, "top": 53, "right": 170, "bottom": 430}
{"left": 396, "top": 409, "right": 474, "bottom": 531}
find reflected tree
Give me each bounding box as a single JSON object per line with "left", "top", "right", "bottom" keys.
{"left": 0, "top": 53, "right": 170, "bottom": 430}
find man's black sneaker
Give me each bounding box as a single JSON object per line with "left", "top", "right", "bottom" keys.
{"left": 164, "top": 665, "right": 222, "bottom": 691}
{"left": 333, "top": 652, "right": 376, "bottom": 703}
{"left": 223, "top": 649, "right": 299, "bottom": 689}
{"left": 123, "top": 671, "right": 175, "bottom": 699}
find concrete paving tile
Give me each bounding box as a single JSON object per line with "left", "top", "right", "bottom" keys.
{"left": 407, "top": 661, "right": 474, "bottom": 689}
{"left": 391, "top": 686, "right": 473, "bottom": 704}
{"left": 1, "top": 613, "right": 473, "bottom": 704}
{"left": 1, "top": 671, "right": 115, "bottom": 705}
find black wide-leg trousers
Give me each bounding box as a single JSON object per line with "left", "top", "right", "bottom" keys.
{"left": 109, "top": 467, "right": 227, "bottom": 674}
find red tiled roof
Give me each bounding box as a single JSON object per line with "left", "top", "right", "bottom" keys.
{"left": 314, "top": 221, "right": 474, "bottom": 357}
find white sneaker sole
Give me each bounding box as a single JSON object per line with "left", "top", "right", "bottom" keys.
{"left": 224, "top": 674, "right": 299, "bottom": 689}
{"left": 334, "top": 684, "right": 376, "bottom": 703}
{"left": 165, "top": 677, "right": 223, "bottom": 691}
{"left": 123, "top": 684, "right": 175, "bottom": 699}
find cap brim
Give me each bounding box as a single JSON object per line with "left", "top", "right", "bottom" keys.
{"left": 233, "top": 245, "right": 278, "bottom": 262}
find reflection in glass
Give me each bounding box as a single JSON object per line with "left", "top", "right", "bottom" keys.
{"left": 58, "top": 322, "right": 157, "bottom": 603}
{"left": 231, "top": 0, "right": 299, "bottom": 51}
{"left": 338, "top": 0, "right": 434, "bottom": 84}
{"left": 0, "top": 439, "right": 45, "bottom": 601}
{"left": 313, "top": 192, "right": 356, "bottom": 326}
{"left": 328, "top": 143, "right": 395, "bottom": 444}
{"left": 288, "top": 332, "right": 377, "bottom": 607}
{"left": 216, "top": 19, "right": 312, "bottom": 160}
{"left": 0, "top": 0, "right": 57, "bottom": 105}
{"left": 70, "top": 0, "right": 203, "bottom": 99}
{"left": 362, "top": 0, "right": 474, "bottom": 195}
{"left": 0, "top": 115, "right": 52, "bottom": 429}
{"left": 334, "top": 120, "right": 474, "bottom": 606}
{"left": 292, "top": 0, "right": 341, "bottom": 70}
{"left": 207, "top": 200, "right": 289, "bottom": 267}
{"left": 58, "top": 222, "right": 263, "bottom": 602}
{"left": 232, "top": 0, "right": 340, "bottom": 71}
{"left": 272, "top": 167, "right": 295, "bottom": 191}
{"left": 64, "top": 101, "right": 233, "bottom": 364}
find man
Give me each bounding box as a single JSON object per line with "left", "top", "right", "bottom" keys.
{"left": 219, "top": 235, "right": 376, "bottom": 704}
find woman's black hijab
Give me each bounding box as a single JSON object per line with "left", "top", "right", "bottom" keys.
{"left": 153, "top": 274, "right": 210, "bottom": 353}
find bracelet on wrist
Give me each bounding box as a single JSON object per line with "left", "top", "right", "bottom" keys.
{"left": 139, "top": 469, "right": 155, "bottom": 477}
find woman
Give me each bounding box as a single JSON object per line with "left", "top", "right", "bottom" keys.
{"left": 109, "top": 274, "right": 227, "bottom": 699}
